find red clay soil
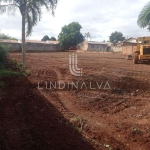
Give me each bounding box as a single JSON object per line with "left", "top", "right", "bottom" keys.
{"left": 7, "top": 52, "right": 150, "bottom": 150}
{"left": 0, "top": 76, "right": 95, "bottom": 150}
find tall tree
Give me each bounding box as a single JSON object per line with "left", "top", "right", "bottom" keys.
{"left": 58, "top": 22, "right": 84, "bottom": 50}
{"left": 41, "top": 35, "right": 50, "bottom": 41}
{"left": 84, "top": 32, "right": 91, "bottom": 41}
{"left": 41, "top": 36, "right": 56, "bottom": 41}
{"left": 109, "top": 31, "right": 125, "bottom": 45}
{"left": 50, "top": 36, "right": 56, "bottom": 41}
{"left": 137, "top": 2, "right": 150, "bottom": 30}
{"left": 0, "top": 0, "right": 58, "bottom": 69}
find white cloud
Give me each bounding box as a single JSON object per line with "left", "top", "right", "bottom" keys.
{"left": 0, "top": 0, "right": 150, "bottom": 41}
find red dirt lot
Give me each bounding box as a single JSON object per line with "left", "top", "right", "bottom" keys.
{"left": 2, "top": 52, "right": 150, "bottom": 150}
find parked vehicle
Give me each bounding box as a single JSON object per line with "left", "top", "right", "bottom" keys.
{"left": 133, "top": 37, "right": 150, "bottom": 64}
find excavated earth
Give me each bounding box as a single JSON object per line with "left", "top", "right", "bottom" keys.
{"left": 1, "top": 52, "right": 150, "bottom": 150}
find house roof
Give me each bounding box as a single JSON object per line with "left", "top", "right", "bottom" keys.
{"left": 0, "top": 39, "right": 19, "bottom": 44}
{"left": 122, "top": 37, "right": 137, "bottom": 44}
{"left": 20, "top": 40, "right": 60, "bottom": 45}
{"left": 25, "top": 40, "right": 48, "bottom": 44}
{"left": 86, "top": 41, "right": 107, "bottom": 45}
{"left": 0, "top": 39, "right": 60, "bottom": 45}
{"left": 47, "top": 40, "right": 60, "bottom": 44}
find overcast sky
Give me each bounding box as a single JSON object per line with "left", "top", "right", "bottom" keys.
{"left": 0, "top": 0, "right": 150, "bottom": 41}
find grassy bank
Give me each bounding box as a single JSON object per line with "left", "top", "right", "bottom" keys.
{"left": 0, "top": 44, "right": 24, "bottom": 97}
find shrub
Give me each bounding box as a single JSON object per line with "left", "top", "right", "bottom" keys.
{"left": 0, "top": 45, "right": 8, "bottom": 69}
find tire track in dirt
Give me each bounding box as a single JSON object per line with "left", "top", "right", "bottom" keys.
{"left": 41, "top": 68, "right": 129, "bottom": 150}
{"left": 47, "top": 67, "right": 150, "bottom": 150}
{"left": 35, "top": 66, "right": 150, "bottom": 150}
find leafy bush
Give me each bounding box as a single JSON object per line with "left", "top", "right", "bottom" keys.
{"left": 0, "top": 45, "right": 8, "bottom": 69}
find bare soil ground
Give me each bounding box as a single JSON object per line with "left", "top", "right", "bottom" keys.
{"left": 1, "top": 52, "right": 150, "bottom": 150}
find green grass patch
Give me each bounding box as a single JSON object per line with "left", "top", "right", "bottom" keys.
{"left": 17, "top": 62, "right": 23, "bottom": 68}
{"left": 0, "top": 70, "right": 22, "bottom": 76}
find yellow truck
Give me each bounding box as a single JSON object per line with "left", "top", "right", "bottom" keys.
{"left": 133, "top": 37, "right": 150, "bottom": 64}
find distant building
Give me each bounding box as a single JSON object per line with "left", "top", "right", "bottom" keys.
{"left": 25, "top": 40, "right": 60, "bottom": 51}
{"left": 78, "top": 41, "right": 108, "bottom": 52}
{"left": 122, "top": 37, "right": 137, "bottom": 55}
{"left": 112, "top": 42, "right": 123, "bottom": 52}
{"left": 0, "top": 39, "right": 21, "bottom": 51}
{"left": 0, "top": 39, "right": 60, "bottom": 52}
